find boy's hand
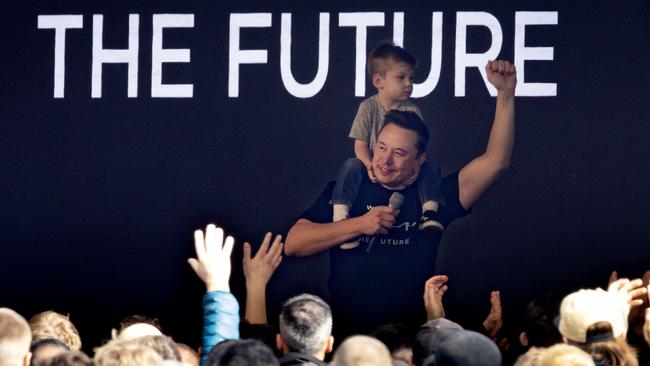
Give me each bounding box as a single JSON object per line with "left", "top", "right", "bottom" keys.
{"left": 486, "top": 60, "right": 516, "bottom": 94}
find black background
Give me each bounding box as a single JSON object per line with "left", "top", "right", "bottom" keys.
{"left": 1, "top": 0, "right": 649, "bottom": 352}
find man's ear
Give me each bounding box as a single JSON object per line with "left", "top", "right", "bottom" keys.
{"left": 372, "top": 73, "right": 384, "bottom": 89}
{"left": 519, "top": 332, "right": 528, "bottom": 347}
{"left": 23, "top": 352, "right": 31, "bottom": 366}
{"left": 325, "top": 335, "right": 334, "bottom": 354}
{"left": 276, "top": 334, "right": 284, "bottom": 352}
{"left": 417, "top": 152, "right": 427, "bottom": 166}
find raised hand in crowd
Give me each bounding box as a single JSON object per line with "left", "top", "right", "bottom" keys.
{"left": 423, "top": 275, "right": 448, "bottom": 321}
{"left": 643, "top": 284, "right": 650, "bottom": 345}
{"left": 187, "top": 224, "right": 235, "bottom": 292}
{"left": 607, "top": 277, "right": 647, "bottom": 310}
{"left": 243, "top": 232, "right": 284, "bottom": 324}
{"left": 482, "top": 291, "right": 503, "bottom": 340}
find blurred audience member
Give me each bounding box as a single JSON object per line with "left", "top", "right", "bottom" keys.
{"left": 205, "top": 339, "right": 278, "bottom": 366}
{"left": 176, "top": 344, "right": 199, "bottom": 366}
{"left": 331, "top": 335, "right": 392, "bottom": 366}
{"left": 277, "top": 294, "right": 333, "bottom": 366}
{"left": 37, "top": 352, "right": 94, "bottom": 366}
{"left": 559, "top": 278, "right": 646, "bottom": 366}
{"left": 30, "top": 339, "right": 69, "bottom": 366}
{"left": 93, "top": 339, "right": 162, "bottom": 366}
{"left": 0, "top": 308, "right": 32, "bottom": 366}
{"left": 29, "top": 312, "right": 82, "bottom": 352}
{"left": 371, "top": 324, "right": 414, "bottom": 366}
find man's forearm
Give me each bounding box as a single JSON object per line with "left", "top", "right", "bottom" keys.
{"left": 485, "top": 91, "right": 515, "bottom": 168}
{"left": 285, "top": 218, "right": 365, "bottom": 256}
{"left": 458, "top": 89, "right": 515, "bottom": 209}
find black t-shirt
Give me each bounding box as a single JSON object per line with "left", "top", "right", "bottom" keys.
{"left": 299, "top": 172, "right": 470, "bottom": 335}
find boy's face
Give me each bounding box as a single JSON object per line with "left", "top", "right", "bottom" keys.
{"left": 374, "top": 61, "right": 415, "bottom": 103}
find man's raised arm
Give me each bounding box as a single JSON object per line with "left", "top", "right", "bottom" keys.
{"left": 284, "top": 206, "right": 396, "bottom": 256}
{"left": 458, "top": 60, "right": 517, "bottom": 210}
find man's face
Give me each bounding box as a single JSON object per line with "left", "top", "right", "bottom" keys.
{"left": 372, "top": 123, "right": 425, "bottom": 189}
{"left": 376, "top": 61, "right": 414, "bottom": 103}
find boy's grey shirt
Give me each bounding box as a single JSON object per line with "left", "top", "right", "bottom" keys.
{"left": 348, "top": 94, "right": 423, "bottom": 152}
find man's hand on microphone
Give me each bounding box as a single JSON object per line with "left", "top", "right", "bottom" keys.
{"left": 356, "top": 206, "right": 396, "bottom": 236}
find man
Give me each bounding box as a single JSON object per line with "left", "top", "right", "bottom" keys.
{"left": 285, "top": 60, "right": 516, "bottom": 336}
{"left": 0, "top": 308, "right": 32, "bottom": 366}
{"left": 276, "top": 294, "right": 334, "bottom": 366}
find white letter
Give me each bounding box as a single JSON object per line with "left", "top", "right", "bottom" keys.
{"left": 228, "top": 13, "right": 272, "bottom": 98}
{"left": 92, "top": 14, "right": 139, "bottom": 98}
{"left": 392, "top": 12, "right": 404, "bottom": 47}
{"left": 339, "top": 12, "right": 385, "bottom": 96}
{"left": 280, "top": 13, "right": 330, "bottom": 98}
{"left": 411, "top": 12, "right": 443, "bottom": 98}
{"left": 37, "top": 15, "right": 83, "bottom": 98}
{"left": 455, "top": 12, "right": 503, "bottom": 97}
{"left": 515, "top": 11, "right": 558, "bottom": 96}
{"left": 151, "top": 14, "right": 194, "bottom": 98}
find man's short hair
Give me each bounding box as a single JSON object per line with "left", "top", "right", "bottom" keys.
{"left": 118, "top": 315, "right": 163, "bottom": 334}
{"left": 332, "top": 335, "right": 393, "bottom": 366}
{"left": 129, "top": 336, "right": 181, "bottom": 361}
{"left": 30, "top": 338, "right": 70, "bottom": 366}
{"left": 381, "top": 110, "right": 430, "bottom": 155}
{"left": 278, "top": 294, "right": 332, "bottom": 355}
{"left": 94, "top": 339, "right": 162, "bottom": 366}
{"left": 538, "top": 344, "right": 595, "bottom": 366}
{"left": 205, "top": 339, "right": 279, "bottom": 366}
{"left": 523, "top": 293, "right": 563, "bottom": 347}
{"left": 371, "top": 323, "right": 413, "bottom": 356}
{"left": 0, "top": 308, "right": 32, "bottom": 366}
{"left": 29, "top": 311, "right": 82, "bottom": 352}
{"left": 367, "top": 42, "right": 417, "bottom": 78}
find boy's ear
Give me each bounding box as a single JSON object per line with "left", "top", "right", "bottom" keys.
{"left": 372, "top": 73, "right": 384, "bottom": 89}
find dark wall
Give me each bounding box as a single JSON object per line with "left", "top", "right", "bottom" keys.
{"left": 1, "top": 0, "right": 649, "bottom": 351}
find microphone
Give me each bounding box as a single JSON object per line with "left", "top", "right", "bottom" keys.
{"left": 366, "top": 192, "right": 404, "bottom": 252}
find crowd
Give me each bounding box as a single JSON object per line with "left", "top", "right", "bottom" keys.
{"left": 1, "top": 223, "right": 650, "bottom": 366}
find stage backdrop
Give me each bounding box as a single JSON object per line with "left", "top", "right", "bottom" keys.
{"left": 1, "top": 0, "right": 649, "bottom": 351}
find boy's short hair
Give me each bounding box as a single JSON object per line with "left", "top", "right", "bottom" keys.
{"left": 367, "top": 42, "right": 417, "bottom": 77}
{"left": 382, "top": 110, "right": 430, "bottom": 155}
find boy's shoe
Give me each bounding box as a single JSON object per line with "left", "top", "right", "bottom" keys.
{"left": 419, "top": 210, "right": 444, "bottom": 231}
{"left": 340, "top": 240, "right": 360, "bottom": 249}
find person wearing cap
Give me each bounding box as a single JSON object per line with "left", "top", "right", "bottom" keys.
{"left": 558, "top": 278, "right": 646, "bottom": 366}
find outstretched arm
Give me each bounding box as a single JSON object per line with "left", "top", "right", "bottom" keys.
{"left": 243, "top": 232, "right": 283, "bottom": 324}
{"left": 284, "top": 206, "right": 396, "bottom": 256}
{"left": 458, "top": 60, "right": 517, "bottom": 210}
{"left": 188, "top": 224, "right": 239, "bottom": 366}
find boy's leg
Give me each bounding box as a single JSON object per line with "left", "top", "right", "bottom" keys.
{"left": 330, "top": 158, "right": 365, "bottom": 249}
{"left": 417, "top": 161, "right": 446, "bottom": 231}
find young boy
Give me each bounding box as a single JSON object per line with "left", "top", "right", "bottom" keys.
{"left": 331, "top": 42, "right": 445, "bottom": 249}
